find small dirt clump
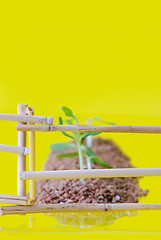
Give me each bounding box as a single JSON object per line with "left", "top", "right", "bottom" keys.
{"left": 36, "top": 138, "right": 148, "bottom": 204}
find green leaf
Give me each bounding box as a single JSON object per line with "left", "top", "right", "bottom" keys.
{"left": 50, "top": 142, "right": 76, "bottom": 151}
{"left": 63, "top": 118, "right": 73, "bottom": 125}
{"left": 62, "top": 131, "right": 75, "bottom": 139}
{"left": 80, "top": 132, "right": 100, "bottom": 141}
{"left": 61, "top": 106, "right": 74, "bottom": 117}
{"left": 58, "top": 116, "right": 63, "bottom": 125}
{"left": 90, "top": 157, "right": 97, "bottom": 164}
{"left": 90, "top": 156, "right": 113, "bottom": 169}
{"left": 56, "top": 152, "right": 78, "bottom": 158}
{"left": 61, "top": 106, "right": 79, "bottom": 124}
{"left": 84, "top": 146, "right": 97, "bottom": 157}
{"left": 58, "top": 117, "right": 75, "bottom": 139}
{"left": 84, "top": 146, "right": 113, "bottom": 168}
{"left": 106, "top": 121, "right": 116, "bottom": 125}
{"left": 86, "top": 116, "right": 116, "bottom": 125}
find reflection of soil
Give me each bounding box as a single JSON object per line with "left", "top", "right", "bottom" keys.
{"left": 36, "top": 138, "right": 148, "bottom": 204}
{"left": 49, "top": 211, "right": 137, "bottom": 227}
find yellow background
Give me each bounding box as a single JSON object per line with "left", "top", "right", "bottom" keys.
{"left": 0, "top": 0, "right": 161, "bottom": 239}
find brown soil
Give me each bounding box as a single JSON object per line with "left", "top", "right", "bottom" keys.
{"left": 36, "top": 138, "right": 148, "bottom": 204}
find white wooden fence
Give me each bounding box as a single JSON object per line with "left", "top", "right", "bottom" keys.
{"left": 0, "top": 103, "right": 161, "bottom": 215}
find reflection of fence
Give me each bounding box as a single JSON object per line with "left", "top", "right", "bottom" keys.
{"left": 0, "top": 103, "right": 161, "bottom": 215}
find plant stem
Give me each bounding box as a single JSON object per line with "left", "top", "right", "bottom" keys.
{"left": 86, "top": 137, "right": 92, "bottom": 169}
{"left": 86, "top": 135, "right": 92, "bottom": 148}
{"left": 77, "top": 142, "right": 84, "bottom": 182}
{"left": 86, "top": 118, "right": 93, "bottom": 148}
{"left": 77, "top": 143, "right": 84, "bottom": 170}
{"left": 87, "top": 156, "right": 92, "bottom": 170}
{"left": 86, "top": 125, "right": 92, "bottom": 169}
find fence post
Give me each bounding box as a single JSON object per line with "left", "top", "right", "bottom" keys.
{"left": 17, "top": 103, "right": 28, "bottom": 196}
{"left": 26, "top": 106, "right": 36, "bottom": 202}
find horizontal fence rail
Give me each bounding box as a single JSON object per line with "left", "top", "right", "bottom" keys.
{"left": 0, "top": 144, "right": 29, "bottom": 155}
{"left": 0, "top": 113, "right": 53, "bottom": 125}
{"left": 20, "top": 168, "right": 161, "bottom": 180}
{"left": 1, "top": 203, "right": 161, "bottom": 215}
{"left": 16, "top": 124, "right": 161, "bottom": 133}
{"left": 0, "top": 194, "right": 28, "bottom": 205}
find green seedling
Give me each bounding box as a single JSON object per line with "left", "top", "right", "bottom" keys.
{"left": 50, "top": 106, "right": 113, "bottom": 172}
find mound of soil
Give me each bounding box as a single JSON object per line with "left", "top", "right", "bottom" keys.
{"left": 36, "top": 138, "right": 148, "bottom": 204}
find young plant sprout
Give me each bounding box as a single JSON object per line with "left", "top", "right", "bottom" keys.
{"left": 50, "top": 106, "right": 113, "bottom": 172}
